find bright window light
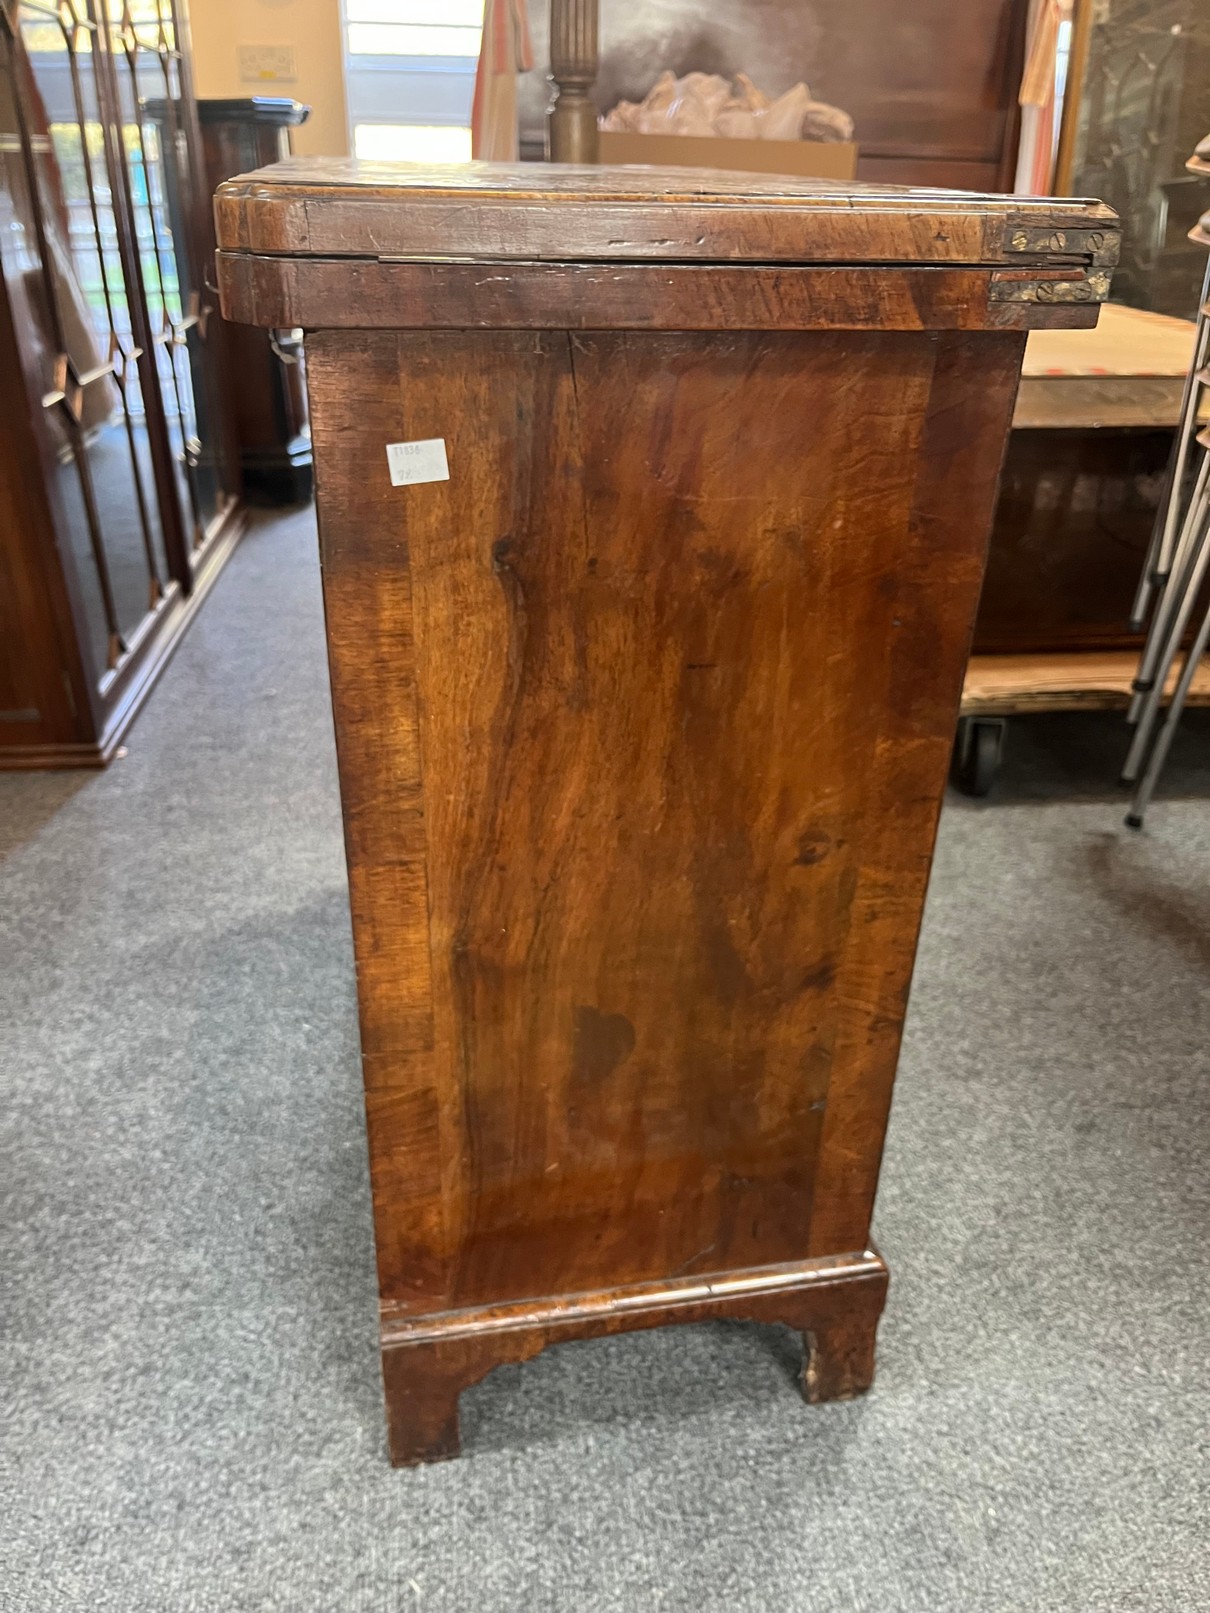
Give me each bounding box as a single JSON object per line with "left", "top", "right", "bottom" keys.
{"left": 347, "top": 23, "right": 483, "bottom": 56}
{"left": 353, "top": 124, "right": 474, "bottom": 162}
{"left": 344, "top": 6, "right": 480, "bottom": 161}
{"left": 346, "top": 0, "right": 484, "bottom": 24}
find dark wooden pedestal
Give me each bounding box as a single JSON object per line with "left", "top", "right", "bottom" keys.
{"left": 199, "top": 99, "right": 313, "bottom": 505}
{"left": 216, "top": 162, "right": 1118, "bottom": 1464}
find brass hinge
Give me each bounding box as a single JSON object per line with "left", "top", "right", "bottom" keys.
{"left": 1004, "top": 225, "right": 1120, "bottom": 268}
{"left": 990, "top": 268, "right": 1112, "bottom": 304}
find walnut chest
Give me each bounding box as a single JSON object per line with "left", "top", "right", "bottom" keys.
{"left": 216, "top": 161, "right": 1117, "bottom": 1464}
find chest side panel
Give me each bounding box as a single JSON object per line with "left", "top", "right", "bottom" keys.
{"left": 308, "top": 324, "right": 1022, "bottom": 1318}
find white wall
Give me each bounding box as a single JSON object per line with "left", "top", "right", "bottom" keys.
{"left": 187, "top": 0, "right": 351, "bottom": 158}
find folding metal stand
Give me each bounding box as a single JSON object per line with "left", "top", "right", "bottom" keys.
{"left": 1124, "top": 182, "right": 1210, "bottom": 827}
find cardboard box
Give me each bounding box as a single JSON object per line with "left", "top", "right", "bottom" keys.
{"left": 598, "top": 130, "right": 858, "bottom": 182}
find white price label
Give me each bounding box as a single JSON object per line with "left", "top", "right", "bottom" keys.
{"left": 386, "top": 438, "right": 450, "bottom": 487}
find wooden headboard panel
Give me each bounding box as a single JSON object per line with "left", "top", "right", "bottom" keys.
{"left": 522, "top": 0, "right": 1029, "bottom": 190}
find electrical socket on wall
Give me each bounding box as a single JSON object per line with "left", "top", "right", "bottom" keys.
{"left": 238, "top": 44, "right": 298, "bottom": 84}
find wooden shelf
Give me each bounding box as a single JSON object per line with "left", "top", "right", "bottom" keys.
{"left": 1013, "top": 304, "right": 1203, "bottom": 430}
{"left": 962, "top": 650, "right": 1210, "bottom": 716}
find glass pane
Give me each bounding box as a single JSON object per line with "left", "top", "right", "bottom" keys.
{"left": 123, "top": 0, "right": 173, "bottom": 50}
{"left": 150, "top": 311, "right": 196, "bottom": 533}
{"left": 15, "top": 0, "right": 168, "bottom": 667}
{"left": 1071, "top": 0, "right": 1210, "bottom": 316}
{"left": 54, "top": 447, "right": 113, "bottom": 675}
{"left": 353, "top": 122, "right": 472, "bottom": 162}
{"left": 178, "top": 324, "right": 220, "bottom": 521}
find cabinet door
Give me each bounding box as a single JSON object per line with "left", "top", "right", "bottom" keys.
{"left": 2, "top": 0, "right": 180, "bottom": 676}
{"left": 99, "top": 0, "right": 237, "bottom": 554}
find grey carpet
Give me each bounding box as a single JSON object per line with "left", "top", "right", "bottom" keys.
{"left": 2, "top": 506, "right": 1208, "bottom": 1613}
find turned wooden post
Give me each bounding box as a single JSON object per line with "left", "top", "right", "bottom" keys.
{"left": 548, "top": 0, "right": 599, "bottom": 163}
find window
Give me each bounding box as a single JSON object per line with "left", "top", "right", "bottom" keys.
{"left": 343, "top": 0, "right": 481, "bottom": 164}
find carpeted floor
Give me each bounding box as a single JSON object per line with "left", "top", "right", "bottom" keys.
{"left": 2, "top": 507, "right": 1208, "bottom": 1613}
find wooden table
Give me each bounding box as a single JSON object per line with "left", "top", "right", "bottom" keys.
{"left": 958, "top": 304, "right": 1205, "bottom": 793}
{"left": 216, "top": 161, "right": 1117, "bottom": 1464}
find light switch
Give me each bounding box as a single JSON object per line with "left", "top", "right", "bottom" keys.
{"left": 238, "top": 44, "right": 298, "bottom": 84}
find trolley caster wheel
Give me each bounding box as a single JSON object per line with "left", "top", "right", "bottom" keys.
{"left": 954, "top": 717, "right": 1006, "bottom": 797}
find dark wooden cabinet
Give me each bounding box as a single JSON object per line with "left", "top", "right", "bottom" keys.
{"left": 976, "top": 427, "right": 1173, "bottom": 653}
{"left": 217, "top": 160, "right": 1117, "bottom": 1465}
{"left": 0, "top": 0, "right": 242, "bottom": 768}
{"left": 197, "top": 97, "right": 312, "bottom": 504}
{"left": 972, "top": 306, "right": 1201, "bottom": 655}
{"left": 522, "top": 0, "right": 1030, "bottom": 190}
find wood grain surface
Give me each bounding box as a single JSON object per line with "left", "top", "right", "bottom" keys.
{"left": 222, "top": 160, "right": 1113, "bottom": 1461}
{"left": 305, "top": 322, "right": 1025, "bottom": 1457}
{"left": 214, "top": 158, "right": 1119, "bottom": 268}
{"left": 963, "top": 651, "right": 1210, "bottom": 714}
{"left": 380, "top": 1251, "right": 889, "bottom": 1465}
{"left": 218, "top": 254, "right": 1104, "bottom": 333}
{"left": 976, "top": 428, "right": 1179, "bottom": 653}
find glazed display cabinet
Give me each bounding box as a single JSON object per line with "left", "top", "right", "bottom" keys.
{"left": 0, "top": 0, "right": 242, "bottom": 768}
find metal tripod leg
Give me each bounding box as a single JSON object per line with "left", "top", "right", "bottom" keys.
{"left": 1128, "top": 448, "right": 1210, "bottom": 725}
{"left": 1126, "top": 582, "right": 1210, "bottom": 826}
{"left": 1131, "top": 462, "right": 1176, "bottom": 632}
{"left": 1134, "top": 257, "right": 1210, "bottom": 627}
{"left": 1122, "top": 482, "right": 1210, "bottom": 781}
